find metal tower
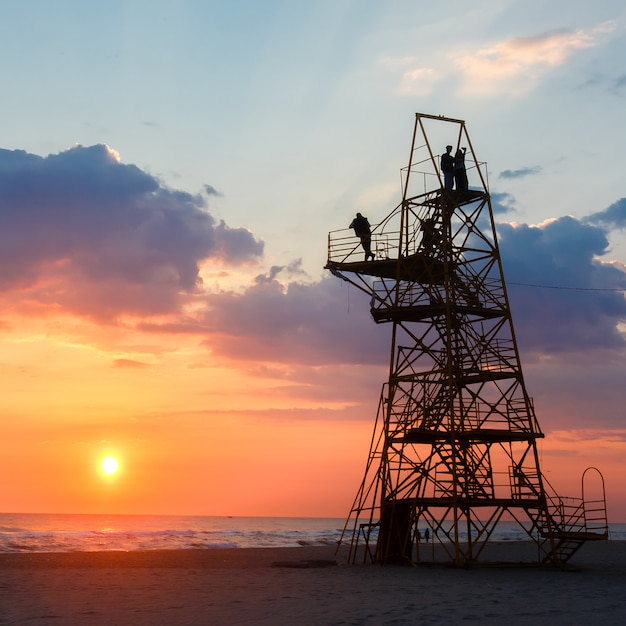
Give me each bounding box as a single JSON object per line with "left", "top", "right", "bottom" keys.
{"left": 326, "top": 113, "right": 607, "bottom": 567}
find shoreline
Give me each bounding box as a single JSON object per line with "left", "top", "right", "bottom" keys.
{"left": 0, "top": 545, "right": 341, "bottom": 570}
{"left": 1, "top": 542, "right": 625, "bottom": 624}
{"left": 0, "top": 539, "right": 624, "bottom": 567}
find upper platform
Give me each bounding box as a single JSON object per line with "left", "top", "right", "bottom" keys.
{"left": 324, "top": 114, "right": 502, "bottom": 319}
{"left": 325, "top": 189, "right": 486, "bottom": 273}
{"left": 325, "top": 253, "right": 447, "bottom": 283}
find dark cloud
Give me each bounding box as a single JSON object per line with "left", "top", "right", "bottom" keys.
{"left": 0, "top": 144, "right": 263, "bottom": 320}
{"left": 203, "top": 184, "right": 222, "bottom": 196}
{"left": 498, "top": 215, "right": 626, "bottom": 354}
{"left": 490, "top": 191, "right": 516, "bottom": 215}
{"left": 151, "top": 212, "right": 626, "bottom": 370}
{"left": 499, "top": 166, "right": 542, "bottom": 179}
{"left": 254, "top": 259, "right": 309, "bottom": 285}
{"left": 198, "top": 271, "right": 391, "bottom": 367}
{"left": 523, "top": 354, "right": 626, "bottom": 431}
{"left": 133, "top": 207, "right": 626, "bottom": 430}
{"left": 612, "top": 75, "right": 626, "bottom": 93}
{"left": 585, "top": 198, "right": 626, "bottom": 230}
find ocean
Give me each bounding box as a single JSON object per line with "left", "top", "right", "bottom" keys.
{"left": 0, "top": 513, "right": 345, "bottom": 553}
{"left": 1, "top": 513, "right": 624, "bottom": 553}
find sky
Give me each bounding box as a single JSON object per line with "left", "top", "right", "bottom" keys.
{"left": 0, "top": 0, "right": 625, "bottom": 520}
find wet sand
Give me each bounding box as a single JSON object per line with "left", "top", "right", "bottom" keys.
{"left": 0, "top": 542, "right": 625, "bottom": 625}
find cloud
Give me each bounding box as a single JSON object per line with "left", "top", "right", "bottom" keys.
{"left": 499, "top": 166, "right": 542, "bottom": 179}
{"left": 197, "top": 271, "right": 391, "bottom": 367}
{"left": 454, "top": 22, "right": 615, "bottom": 96}
{"left": 585, "top": 198, "right": 626, "bottom": 230}
{"left": 203, "top": 184, "right": 222, "bottom": 196}
{"left": 0, "top": 144, "right": 264, "bottom": 321}
{"left": 498, "top": 215, "right": 626, "bottom": 354}
{"left": 199, "top": 207, "right": 626, "bottom": 437}
{"left": 523, "top": 355, "right": 626, "bottom": 431}
{"left": 132, "top": 263, "right": 390, "bottom": 408}
{"left": 7, "top": 143, "right": 620, "bottom": 425}
{"left": 613, "top": 74, "right": 626, "bottom": 93}
{"left": 398, "top": 67, "right": 440, "bottom": 96}
{"left": 138, "top": 209, "right": 626, "bottom": 370}
{"left": 381, "top": 22, "right": 615, "bottom": 99}
{"left": 379, "top": 56, "right": 441, "bottom": 96}
{"left": 182, "top": 209, "right": 626, "bottom": 438}
{"left": 490, "top": 192, "right": 517, "bottom": 215}
{"left": 113, "top": 358, "right": 150, "bottom": 369}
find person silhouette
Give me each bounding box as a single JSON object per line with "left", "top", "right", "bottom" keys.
{"left": 454, "top": 147, "right": 468, "bottom": 191}
{"left": 349, "top": 212, "right": 375, "bottom": 261}
{"left": 420, "top": 215, "right": 441, "bottom": 255}
{"left": 441, "top": 145, "right": 454, "bottom": 190}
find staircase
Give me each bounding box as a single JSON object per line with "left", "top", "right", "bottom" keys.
{"left": 534, "top": 471, "right": 608, "bottom": 564}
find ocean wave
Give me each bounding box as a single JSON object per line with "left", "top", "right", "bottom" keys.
{"left": 0, "top": 514, "right": 622, "bottom": 553}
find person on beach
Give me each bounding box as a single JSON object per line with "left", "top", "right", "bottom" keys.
{"left": 350, "top": 212, "right": 375, "bottom": 261}
{"left": 441, "top": 145, "right": 454, "bottom": 190}
{"left": 454, "top": 147, "right": 468, "bottom": 191}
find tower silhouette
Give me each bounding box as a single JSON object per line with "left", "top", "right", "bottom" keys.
{"left": 326, "top": 113, "right": 607, "bottom": 566}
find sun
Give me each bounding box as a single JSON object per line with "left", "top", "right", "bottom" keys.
{"left": 100, "top": 455, "right": 120, "bottom": 476}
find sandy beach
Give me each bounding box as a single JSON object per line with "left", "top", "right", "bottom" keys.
{"left": 1, "top": 542, "right": 625, "bottom": 625}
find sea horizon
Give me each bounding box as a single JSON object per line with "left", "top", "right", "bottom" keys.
{"left": 1, "top": 512, "right": 624, "bottom": 554}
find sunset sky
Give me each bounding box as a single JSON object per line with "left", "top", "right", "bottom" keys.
{"left": 1, "top": 1, "right": 625, "bottom": 521}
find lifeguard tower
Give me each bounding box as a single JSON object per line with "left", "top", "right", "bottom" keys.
{"left": 326, "top": 113, "right": 608, "bottom": 566}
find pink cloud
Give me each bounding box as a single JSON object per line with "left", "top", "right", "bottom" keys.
{"left": 454, "top": 22, "right": 615, "bottom": 95}
{"left": 0, "top": 144, "right": 264, "bottom": 321}
{"left": 113, "top": 359, "right": 151, "bottom": 369}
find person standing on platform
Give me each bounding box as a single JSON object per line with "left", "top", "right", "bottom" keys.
{"left": 454, "top": 146, "right": 468, "bottom": 191}
{"left": 349, "top": 212, "right": 375, "bottom": 261}
{"left": 441, "top": 145, "right": 454, "bottom": 190}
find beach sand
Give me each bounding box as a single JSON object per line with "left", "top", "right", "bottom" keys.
{"left": 1, "top": 542, "right": 625, "bottom": 625}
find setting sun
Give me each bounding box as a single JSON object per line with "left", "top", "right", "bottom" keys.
{"left": 100, "top": 456, "right": 119, "bottom": 476}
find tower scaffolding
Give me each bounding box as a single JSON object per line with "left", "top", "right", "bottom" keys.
{"left": 326, "top": 113, "right": 608, "bottom": 567}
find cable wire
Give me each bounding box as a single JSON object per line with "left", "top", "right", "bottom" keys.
{"left": 508, "top": 282, "right": 626, "bottom": 292}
